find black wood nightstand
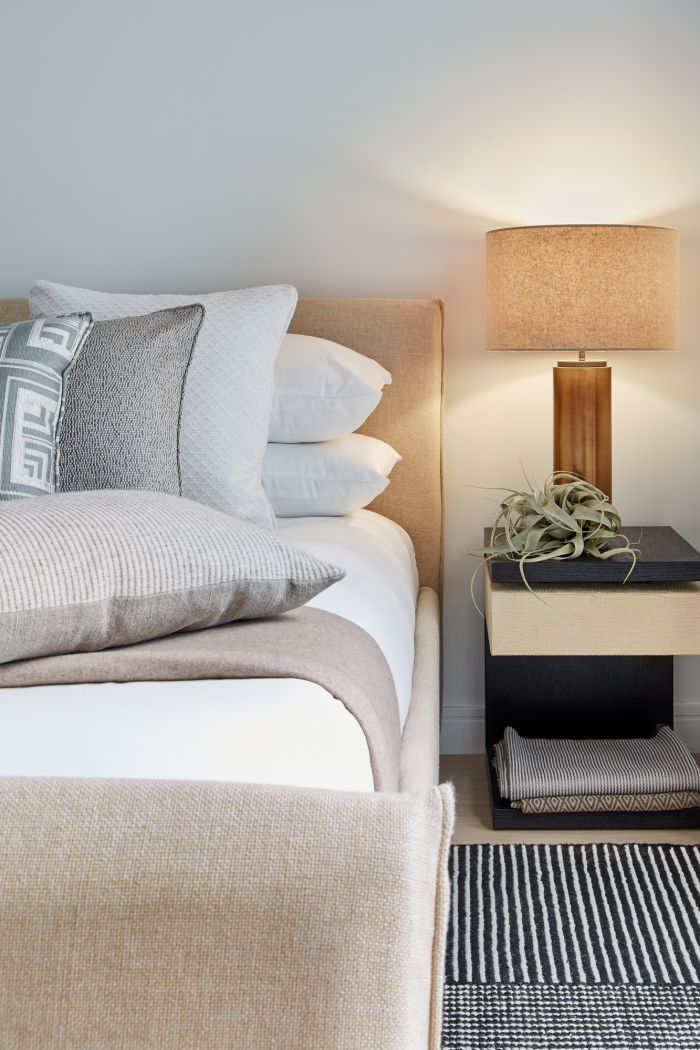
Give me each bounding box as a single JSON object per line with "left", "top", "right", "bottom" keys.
{"left": 483, "top": 526, "right": 700, "bottom": 830}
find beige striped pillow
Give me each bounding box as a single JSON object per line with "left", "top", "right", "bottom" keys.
{"left": 0, "top": 490, "right": 344, "bottom": 665}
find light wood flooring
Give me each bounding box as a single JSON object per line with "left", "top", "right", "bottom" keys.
{"left": 441, "top": 754, "right": 700, "bottom": 846}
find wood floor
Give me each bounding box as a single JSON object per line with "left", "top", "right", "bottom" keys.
{"left": 441, "top": 754, "right": 700, "bottom": 845}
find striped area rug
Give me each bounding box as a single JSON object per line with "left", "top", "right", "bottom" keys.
{"left": 443, "top": 843, "right": 700, "bottom": 1049}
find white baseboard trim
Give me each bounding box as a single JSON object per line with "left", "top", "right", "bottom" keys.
{"left": 440, "top": 704, "right": 484, "bottom": 755}
{"left": 441, "top": 701, "right": 700, "bottom": 755}
{"left": 676, "top": 701, "right": 700, "bottom": 751}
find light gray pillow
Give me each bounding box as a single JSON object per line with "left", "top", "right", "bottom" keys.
{"left": 30, "top": 281, "right": 299, "bottom": 528}
{"left": 58, "top": 304, "right": 204, "bottom": 495}
{"left": 0, "top": 313, "right": 92, "bottom": 500}
{"left": 0, "top": 489, "right": 344, "bottom": 666}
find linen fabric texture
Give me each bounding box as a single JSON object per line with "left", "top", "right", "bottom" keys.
{"left": 263, "top": 433, "right": 400, "bottom": 517}
{"left": 58, "top": 304, "right": 203, "bottom": 495}
{"left": 270, "top": 332, "right": 392, "bottom": 442}
{"left": 0, "top": 778, "right": 454, "bottom": 1050}
{"left": 0, "top": 489, "right": 343, "bottom": 665}
{"left": 30, "top": 280, "right": 298, "bottom": 528}
{"left": 0, "top": 313, "right": 92, "bottom": 499}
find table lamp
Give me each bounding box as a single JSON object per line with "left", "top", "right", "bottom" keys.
{"left": 486, "top": 224, "right": 679, "bottom": 497}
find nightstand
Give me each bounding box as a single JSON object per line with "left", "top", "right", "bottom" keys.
{"left": 483, "top": 526, "right": 700, "bottom": 830}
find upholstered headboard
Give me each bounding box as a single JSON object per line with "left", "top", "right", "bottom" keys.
{"left": 0, "top": 297, "right": 444, "bottom": 591}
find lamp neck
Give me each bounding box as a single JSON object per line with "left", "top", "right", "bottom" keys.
{"left": 556, "top": 351, "right": 608, "bottom": 369}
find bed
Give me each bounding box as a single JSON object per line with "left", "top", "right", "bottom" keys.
{"left": 0, "top": 295, "right": 451, "bottom": 1050}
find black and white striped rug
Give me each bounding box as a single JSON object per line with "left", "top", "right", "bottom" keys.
{"left": 443, "top": 843, "right": 700, "bottom": 1049}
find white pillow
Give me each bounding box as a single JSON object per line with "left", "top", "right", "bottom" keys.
{"left": 270, "top": 334, "right": 391, "bottom": 443}
{"left": 263, "top": 434, "right": 400, "bottom": 517}
{"left": 30, "top": 280, "right": 298, "bottom": 529}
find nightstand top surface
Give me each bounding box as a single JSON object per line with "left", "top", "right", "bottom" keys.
{"left": 485, "top": 525, "right": 700, "bottom": 583}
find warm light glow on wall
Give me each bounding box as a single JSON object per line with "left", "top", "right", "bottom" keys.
{"left": 383, "top": 134, "right": 698, "bottom": 227}
{"left": 365, "top": 45, "right": 700, "bottom": 226}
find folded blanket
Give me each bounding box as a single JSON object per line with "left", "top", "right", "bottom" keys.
{"left": 512, "top": 790, "right": 700, "bottom": 814}
{"left": 0, "top": 608, "right": 400, "bottom": 792}
{"left": 494, "top": 725, "right": 700, "bottom": 801}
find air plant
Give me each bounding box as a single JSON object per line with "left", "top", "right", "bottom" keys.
{"left": 468, "top": 471, "right": 639, "bottom": 614}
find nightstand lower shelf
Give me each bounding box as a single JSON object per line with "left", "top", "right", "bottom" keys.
{"left": 484, "top": 628, "right": 700, "bottom": 830}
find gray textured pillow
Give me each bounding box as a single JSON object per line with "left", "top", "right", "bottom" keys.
{"left": 30, "top": 281, "right": 299, "bottom": 528}
{"left": 0, "top": 313, "right": 92, "bottom": 500}
{"left": 58, "top": 304, "right": 203, "bottom": 495}
{"left": 0, "top": 490, "right": 344, "bottom": 665}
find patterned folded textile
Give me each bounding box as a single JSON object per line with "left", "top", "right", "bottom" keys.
{"left": 512, "top": 790, "right": 700, "bottom": 814}
{"left": 494, "top": 725, "right": 700, "bottom": 802}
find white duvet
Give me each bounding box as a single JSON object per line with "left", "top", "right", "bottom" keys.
{"left": 0, "top": 511, "right": 418, "bottom": 791}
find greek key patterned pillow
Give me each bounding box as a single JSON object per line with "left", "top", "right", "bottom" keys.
{"left": 0, "top": 314, "right": 92, "bottom": 500}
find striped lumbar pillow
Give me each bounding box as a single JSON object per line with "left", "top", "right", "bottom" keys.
{"left": 0, "top": 489, "right": 344, "bottom": 665}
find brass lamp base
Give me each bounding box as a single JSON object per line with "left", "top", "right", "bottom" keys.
{"left": 553, "top": 361, "right": 612, "bottom": 498}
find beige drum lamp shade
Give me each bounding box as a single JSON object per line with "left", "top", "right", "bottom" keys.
{"left": 486, "top": 225, "right": 679, "bottom": 352}
{"left": 484, "top": 224, "right": 679, "bottom": 498}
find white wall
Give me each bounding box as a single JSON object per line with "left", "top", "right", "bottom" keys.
{"left": 2, "top": 0, "right": 699, "bottom": 751}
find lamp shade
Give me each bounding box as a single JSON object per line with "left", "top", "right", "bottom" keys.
{"left": 486, "top": 224, "right": 679, "bottom": 351}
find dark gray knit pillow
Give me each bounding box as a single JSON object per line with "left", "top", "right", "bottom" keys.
{"left": 58, "top": 304, "right": 203, "bottom": 494}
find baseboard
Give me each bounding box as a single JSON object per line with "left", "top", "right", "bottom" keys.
{"left": 676, "top": 701, "right": 700, "bottom": 751}
{"left": 441, "top": 701, "right": 700, "bottom": 755}
{"left": 440, "top": 704, "right": 484, "bottom": 755}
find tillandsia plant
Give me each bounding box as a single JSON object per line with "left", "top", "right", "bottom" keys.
{"left": 469, "top": 471, "right": 639, "bottom": 614}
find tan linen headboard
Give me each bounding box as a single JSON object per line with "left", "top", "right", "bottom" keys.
{"left": 0, "top": 297, "right": 444, "bottom": 591}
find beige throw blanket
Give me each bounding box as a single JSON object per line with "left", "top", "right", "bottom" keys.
{"left": 0, "top": 607, "right": 401, "bottom": 792}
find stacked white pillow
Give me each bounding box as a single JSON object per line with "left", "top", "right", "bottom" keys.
{"left": 269, "top": 334, "right": 391, "bottom": 442}
{"left": 264, "top": 334, "right": 399, "bottom": 517}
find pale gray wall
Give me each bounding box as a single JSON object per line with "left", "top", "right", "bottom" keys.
{"left": 3, "top": 0, "right": 699, "bottom": 750}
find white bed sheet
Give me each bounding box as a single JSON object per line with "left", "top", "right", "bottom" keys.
{"left": 0, "top": 511, "right": 418, "bottom": 791}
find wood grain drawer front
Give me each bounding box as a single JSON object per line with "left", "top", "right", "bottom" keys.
{"left": 485, "top": 573, "right": 700, "bottom": 656}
